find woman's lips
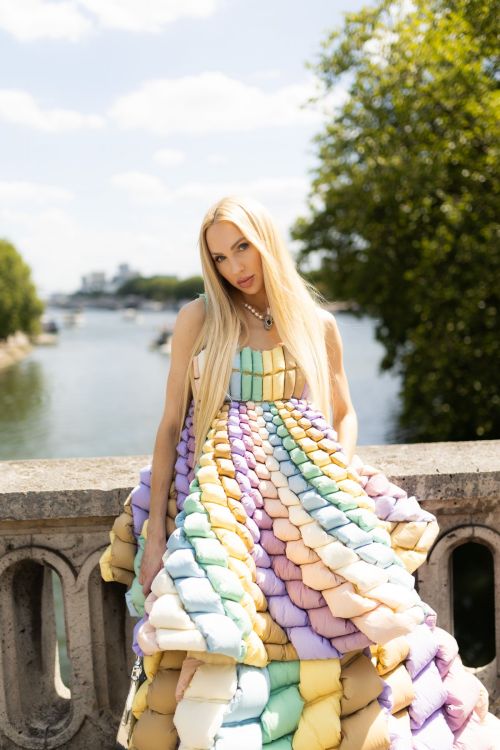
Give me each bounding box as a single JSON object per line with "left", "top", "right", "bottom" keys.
{"left": 238, "top": 274, "right": 255, "bottom": 288}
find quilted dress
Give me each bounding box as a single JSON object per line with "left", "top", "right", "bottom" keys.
{"left": 100, "top": 315, "right": 499, "bottom": 750}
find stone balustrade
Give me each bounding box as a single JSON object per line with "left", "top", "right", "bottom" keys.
{"left": 1, "top": 441, "right": 499, "bottom": 748}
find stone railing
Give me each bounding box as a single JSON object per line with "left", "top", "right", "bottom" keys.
{"left": 1, "top": 441, "right": 499, "bottom": 748}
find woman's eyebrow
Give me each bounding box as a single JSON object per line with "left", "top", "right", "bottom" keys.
{"left": 210, "top": 236, "right": 246, "bottom": 257}
{"left": 230, "top": 236, "right": 245, "bottom": 249}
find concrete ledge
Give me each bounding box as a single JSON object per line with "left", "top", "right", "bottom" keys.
{"left": 2, "top": 440, "right": 499, "bottom": 519}
{"left": 1, "top": 455, "right": 150, "bottom": 521}
{"left": 0, "top": 442, "right": 498, "bottom": 747}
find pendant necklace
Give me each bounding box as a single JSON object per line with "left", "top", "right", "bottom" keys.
{"left": 242, "top": 301, "right": 274, "bottom": 330}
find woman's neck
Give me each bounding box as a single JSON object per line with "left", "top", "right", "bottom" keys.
{"left": 236, "top": 290, "right": 269, "bottom": 311}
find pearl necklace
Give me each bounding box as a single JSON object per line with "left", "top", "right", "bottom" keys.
{"left": 242, "top": 301, "right": 274, "bottom": 330}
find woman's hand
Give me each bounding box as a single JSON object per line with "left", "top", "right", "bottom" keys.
{"left": 138, "top": 531, "right": 166, "bottom": 596}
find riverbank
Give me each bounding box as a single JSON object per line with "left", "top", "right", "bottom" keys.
{"left": 0, "top": 332, "right": 32, "bottom": 370}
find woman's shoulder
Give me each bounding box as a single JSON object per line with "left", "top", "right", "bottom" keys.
{"left": 316, "top": 306, "right": 343, "bottom": 355}
{"left": 173, "top": 295, "right": 207, "bottom": 342}
{"left": 180, "top": 294, "right": 206, "bottom": 318}
{"left": 316, "top": 305, "right": 338, "bottom": 332}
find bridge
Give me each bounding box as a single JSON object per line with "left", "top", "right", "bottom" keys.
{"left": 1, "top": 441, "right": 499, "bottom": 748}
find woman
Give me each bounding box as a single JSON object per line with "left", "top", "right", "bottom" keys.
{"left": 101, "top": 195, "right": 498, "bottom": 750}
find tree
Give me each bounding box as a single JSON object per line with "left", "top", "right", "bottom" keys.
{"left": 176, "top": 275, "right": 206, "bottom": 300}
{"left": 0, "top": 239, "right": 44, "bottom": 340}
{"left": 117, "top": 275, "right": 204, "bottom": 302}
{"left": 293, "top": 0, "right": 499, "bottom": 441}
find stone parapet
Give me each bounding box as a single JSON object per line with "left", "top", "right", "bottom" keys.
{"left": 0, "top": 442, "right": 499, "bottom": 747}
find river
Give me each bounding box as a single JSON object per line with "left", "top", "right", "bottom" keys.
{"left": 0, "top": 306, "right": 402, "bottom": 461}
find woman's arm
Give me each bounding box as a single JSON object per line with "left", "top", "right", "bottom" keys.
{"left": 321, "top": 309, "right": 358, "bottom": 463}
{"left": 138, "top": 296, "right": 206, "bottom": 594}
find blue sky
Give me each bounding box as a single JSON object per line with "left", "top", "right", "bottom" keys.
{"left": 0, "top": 0, "right": 371, "bottom": 295}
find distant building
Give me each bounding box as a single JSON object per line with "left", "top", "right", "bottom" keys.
{"left": 47, "top": 292, "right": 70, "bottom": 306}
{"left": 79, "top": 264, "right": 139, "bottom": 295}
{"left": 108, "top": 263, "right": 139, "bottom": 293}
{"left": 80, "top": 271, "right": 107, "bottom": 294}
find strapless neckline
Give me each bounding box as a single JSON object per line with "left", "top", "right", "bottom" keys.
{"left": 192, "top": 341, "right": 309, "bottom": 401}
{"left": 236, "top": 343, "right": 285, "bottom": 354}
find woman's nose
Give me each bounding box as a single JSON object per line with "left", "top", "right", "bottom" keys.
{"left": 230, "top": 259, "right": 245, "bottom": 275}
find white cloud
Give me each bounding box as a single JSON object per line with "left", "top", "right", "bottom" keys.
{"left": 206, "top": 153, "right": 228, "bottom": 165}
{"left": 0, "top": 0, "right": 219, "bottom": 42}
{"left": 0, "top": 89, "right": 104, "bottom": 132}
{"left": 246, "top": 69, "right": 283, "bottom": 83}
{"left": 171, "top": 177, "right": 310, "bottom": 242}
{"left": 0, "top": 0, "right": 90, "bottom": 42}
{"left": 78, "top": 0, "right": 217, "bottom": 32}
{"left": 0, "top": 180, "right": 73, "bottom": 204}
{"left": 109, "top": 172, "right": 309, "bottom": 250}
{"left": 111, "top": 171, "right": 308, "bottom": 208}
{"left": 153, "top": 148, "right": 185, "bottom": 167}
{"left": 109, "top": 72, "right": 326, "bottom": 136}
{"left": 111, "top": 171, "right": 172, "bottom": 204}
{"left": 174, "top": 176, "right": 309, "bottom": 202}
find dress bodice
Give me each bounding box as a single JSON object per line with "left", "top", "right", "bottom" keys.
{"left": 191, "top": 343, "right": 310, "bottom": 402}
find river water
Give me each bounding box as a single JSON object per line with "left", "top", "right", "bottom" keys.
{"left": 0, "top": 307, "right": 402, "bottom": 461}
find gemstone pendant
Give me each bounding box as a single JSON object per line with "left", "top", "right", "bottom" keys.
{"left": 264, "top": 313, "right": 273, "bottom": 330}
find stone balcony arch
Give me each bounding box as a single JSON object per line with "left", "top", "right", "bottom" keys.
{"left": 417, "top": 524, "right": 499, "bottom": 695}
{"left": 418, "top": 524, "right": 499, "bottom": 631}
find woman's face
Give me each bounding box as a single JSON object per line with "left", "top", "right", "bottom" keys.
{"left": 206, "top": 220, "right": 264, "bottom": 296}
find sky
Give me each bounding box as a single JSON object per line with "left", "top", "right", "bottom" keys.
{"left": 0, "top": 0, "right": 371, "bottom": 296}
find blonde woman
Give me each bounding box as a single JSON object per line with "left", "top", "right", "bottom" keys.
{"left": 102, "top": 195, "right": 498, "bottom": 750}
{"left": 140, "top": 194, "right": 357, "bottom": 599}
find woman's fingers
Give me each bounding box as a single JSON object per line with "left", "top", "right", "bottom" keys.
{"left": 138, "top": 537, "right": 166, "bottom": 596}
{"left": 141, "top": 561, "right": 162, "bottom": 596}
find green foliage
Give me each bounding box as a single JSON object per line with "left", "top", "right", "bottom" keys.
{"left": 175, "top": 275, "right": 206, "bottom": 300}
{"left": 0, "top": 239, "right": 44, "bottom": 340}
{"left": 293, "top": 0, "right": 499, "bottom": 441}
{"left": 117, "top": 274, "right": 204, "bottom": 302}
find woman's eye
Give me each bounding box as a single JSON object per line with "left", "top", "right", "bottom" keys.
{"left": 238, "top": 243, "right": 249, "bottom": 251}
{"left": 214, "top": 255, "right": 225, "bottom": 263}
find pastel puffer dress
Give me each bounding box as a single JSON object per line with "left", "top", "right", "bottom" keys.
{"left": 100, "top": 315, "right": 499, "bottom": 750}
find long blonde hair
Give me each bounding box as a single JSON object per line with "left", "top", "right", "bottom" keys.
{"left": 179, "top": 194, "right": 332, "bottom": 465}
